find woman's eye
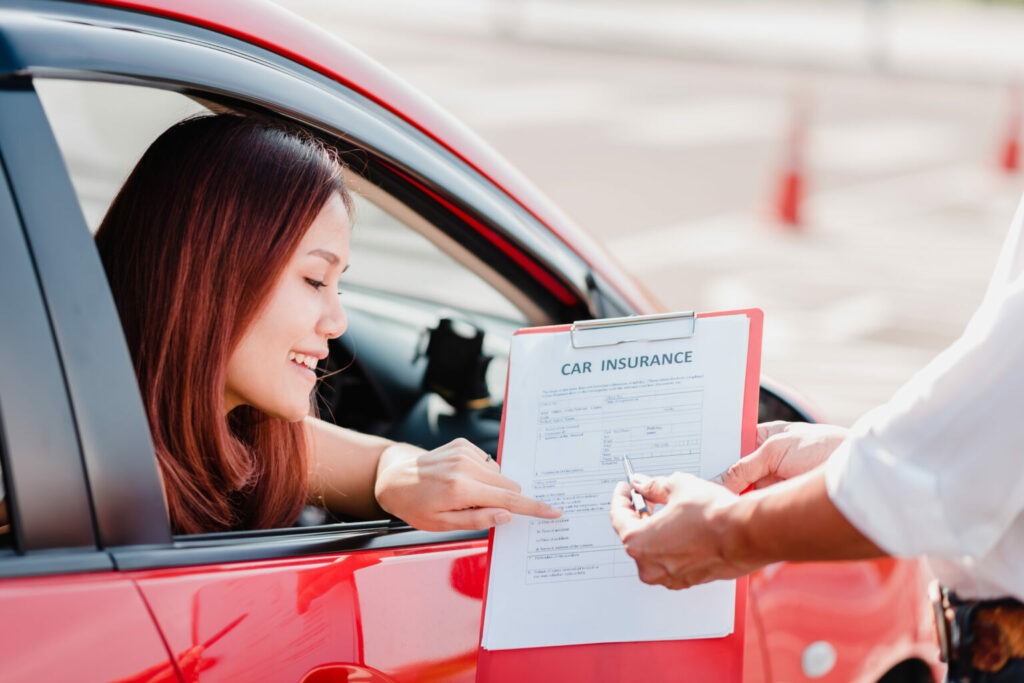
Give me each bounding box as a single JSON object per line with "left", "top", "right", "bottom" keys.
{"left": 305, "top": 278, "right": 327, "bottom": 291}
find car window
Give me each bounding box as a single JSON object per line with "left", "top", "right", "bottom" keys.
{"left": 36, "top": 79, "right": 525, "bottom": 323}
{"left": 346, "top": 194, "right": 525, "bottom": 321}
{"left": 36, "top": 77, "right": 527, "bottom": 537}
{"left": 35, "top": 80, "right": 208, "bottom": 230}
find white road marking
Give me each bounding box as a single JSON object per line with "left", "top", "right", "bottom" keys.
{"left": 610, "top": 97, "right": 786, "bottom": 148}
{"left": 811, "top": 119, "right": 965, "bottom": 173}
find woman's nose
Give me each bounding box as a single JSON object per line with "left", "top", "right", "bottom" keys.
{"left": 317, "top": 293, "right": 347, "bottom": 340}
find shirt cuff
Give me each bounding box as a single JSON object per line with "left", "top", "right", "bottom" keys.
{"left": 824, "top": 415, "right": 964, "bottom": 559}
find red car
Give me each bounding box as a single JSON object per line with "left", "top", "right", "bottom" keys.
{"left": 0, "top": 1, "right": 942, "bottom": 681}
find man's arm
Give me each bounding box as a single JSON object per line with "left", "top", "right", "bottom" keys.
{"left": 722, "top": 466, "right": 885, "bottom": 567}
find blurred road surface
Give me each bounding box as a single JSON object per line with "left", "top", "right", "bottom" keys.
{"left": 278, "top": 0, "right": 1024, "bottom": 424}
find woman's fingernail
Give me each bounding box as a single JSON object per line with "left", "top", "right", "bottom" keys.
{"left": 631, "top": 473, "right": 650, "bottom": 485}
{"left": 494, "top": 511, "right": 512, "bottom": 526}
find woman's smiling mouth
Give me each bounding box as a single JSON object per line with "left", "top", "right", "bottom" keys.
{"left": 288, "top": 351, "right": 319, "bottom": 381}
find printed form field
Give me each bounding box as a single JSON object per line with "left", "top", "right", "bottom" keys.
{"left": 526, "top": 376, "right": 703, "bottom": 584}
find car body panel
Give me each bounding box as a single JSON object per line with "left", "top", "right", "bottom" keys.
{"left": 752, "top": 558, "right": 941, "bottom": 681}
{"left": 0, "top": 573, "right": 174, "bottom": 681}
{"left": 132, "top": 541, "right": 487, "bottom": 682}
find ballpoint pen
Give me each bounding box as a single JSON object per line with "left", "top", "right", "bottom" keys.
{"left": 621, "top": 454, "right": 651, "bottom": 519}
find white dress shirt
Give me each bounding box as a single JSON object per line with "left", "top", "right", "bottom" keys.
{"left": 824, "top": 193, "right": 1024, "bottom": 602}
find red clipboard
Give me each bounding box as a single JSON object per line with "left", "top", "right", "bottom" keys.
{"left": 476, "top": 309, "right": 763, "bottom": 683}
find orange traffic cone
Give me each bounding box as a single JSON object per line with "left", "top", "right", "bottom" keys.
{"left": 1000, "top": 82, "right": 1021, "bottom": 173}
{"left": 774, "top": 91, "right": 810, "bottom": 228}
{"left": 776, "top": 169, "right": 802, "bottom": 227}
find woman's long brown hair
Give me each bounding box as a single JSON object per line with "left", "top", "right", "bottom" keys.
{"left": 96, "top": 114, "right": 349, "bottom": 534}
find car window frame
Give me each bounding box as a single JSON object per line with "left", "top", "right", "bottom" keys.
{"left": 0, "top": 87, "right": 115, "bottom": 577}
{"left": 2, "top": 1, "right": 602, "bottom": 568}
{"left": 0, "top": 80, "right": 172, "bottom": 552}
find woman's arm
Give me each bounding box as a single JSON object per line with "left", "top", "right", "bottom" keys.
{"left": 305, "top": 417, "right": 561, "bottom": 531}
{"left": 305, "top": 416, "right": 393, "bottom": 519}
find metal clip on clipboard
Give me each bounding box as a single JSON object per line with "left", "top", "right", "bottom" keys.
{"left": 569, "top": 311, "right": 696, "bottom": 349}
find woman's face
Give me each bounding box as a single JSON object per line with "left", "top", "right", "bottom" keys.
{"left": 224, "top": 193, "right": 351, "bottom": 420}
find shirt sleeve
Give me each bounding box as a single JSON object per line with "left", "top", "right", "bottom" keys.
{"left": 825, "top": 273, "right": 1024, "bottom": 561}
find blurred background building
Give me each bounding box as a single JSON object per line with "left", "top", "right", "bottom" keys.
{"left": 275, "top": 0, "right": 1024, "bottom": 424}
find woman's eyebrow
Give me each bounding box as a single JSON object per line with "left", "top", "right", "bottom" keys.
{"left": 308, "top": 248, "right": 339, "bottom": 265}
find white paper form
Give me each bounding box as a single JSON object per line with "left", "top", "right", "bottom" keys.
{"left": 481, "top": 314, "right": 750, "bottom": 651}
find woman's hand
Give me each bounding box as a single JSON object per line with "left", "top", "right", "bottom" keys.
{"left": 718, "top": 421, "right": 848, "bottom": 493}
{"left": 374, "top": 438, "right": 562, "bottom": 531}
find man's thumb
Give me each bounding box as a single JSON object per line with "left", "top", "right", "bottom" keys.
{"left": 719, "top": 453, "right": 770, "bottom": 493}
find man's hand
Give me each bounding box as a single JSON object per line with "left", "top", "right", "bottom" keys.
{"left": 609, "top": 472, "right": 755, "bottom": 590}
{"left": 718, "top": 421, "right": 848, "bottom": 493}
{"left": 374, "top": 438, "right": 562, "bottom": 531}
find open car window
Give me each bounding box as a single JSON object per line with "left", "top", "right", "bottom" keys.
{"left": 35, "top": 79, "right": 207, "bottom": 232}
{"left": 344, "top": 191, "right": 527, "bottom": 323}
{"left": 37, "top": 79, "right": 529, "bottom": 322}
{"left": 36, "top": 77, "right": 529, "bottom": 539}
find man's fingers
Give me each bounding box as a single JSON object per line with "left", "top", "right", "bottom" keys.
{"left": 719, "top": 452, "right": 772, "bottom": 493}
{"left": 637, "top": 562, "right": 669, "bottom": 587}
{"left": 609, "top": 481, "right": 646, "bottom": 537}
{"left": 630, "top": 474, "right": 673, "bottom": 504}
{"left": 755, "top": 420, "right": 790, "bottom": 447}
{"left": 753, "top": 474, "right": 786, "bottom": 489}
